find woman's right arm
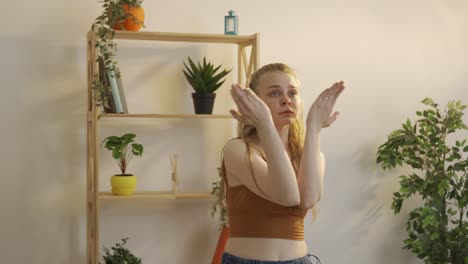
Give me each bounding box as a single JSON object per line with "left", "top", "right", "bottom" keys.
{"left": 223, "top": 137, "right": 300, "bottom": 206}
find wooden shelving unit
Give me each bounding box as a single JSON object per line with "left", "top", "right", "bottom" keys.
{"left": 86, "top": 30, "right": 259, "bottom": 264}
{"left": 99, "top": 191, "right": 214, "bottom": 200}
{"left": 99, "top": 113, "right": 233, "bottom": 119}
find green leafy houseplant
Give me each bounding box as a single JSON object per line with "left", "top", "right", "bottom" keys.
{"left": 91, "top": 0, "right": 144, "bottom": 108}
{"left": 183, "top": 57, "right": 232, "bottom": 94}
{"left": 211, "top": 167, "right": 228, "bottom": 230}
{"left": 376, "top": 97, "right": 468, "bottom": 264}
{"left": 101, "top": 238, "right": 142, "bottom": 264}
{"left": 183, "top": 57, "right": 232, "bottom": 114}
{"left": 102, "top": 133, "right": 144, "bottom": 175}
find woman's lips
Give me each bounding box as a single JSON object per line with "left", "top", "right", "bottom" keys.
{"left": 279, "top": 111, "right": 295, "bottom": 115}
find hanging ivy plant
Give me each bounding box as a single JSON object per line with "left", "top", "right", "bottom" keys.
{"left": 91, "top": 0, "right": 144, "bottom": 108}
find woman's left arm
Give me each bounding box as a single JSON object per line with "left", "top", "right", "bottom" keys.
{"left": 298, "top": 81, "right": 345, "bottom": 209}
{"left": 298, "top": 128, "right": 325, "bottom": 209}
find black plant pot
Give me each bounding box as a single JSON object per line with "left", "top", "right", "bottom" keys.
{"left": 192, "top": 93, "right": 216, "bottom": 114}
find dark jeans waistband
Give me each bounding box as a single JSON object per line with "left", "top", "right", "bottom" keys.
{"left": 221, "top": 252, "right": 321, "bottom": 264}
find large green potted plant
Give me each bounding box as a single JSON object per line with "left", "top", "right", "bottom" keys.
{"left": 101, "top": 238, "right": 142, "bottom": 264}
{"left": 101, "top": 133, "right": 144, "bottom": 195}
{"left": 376, "top": 97, "right": 468, "bottom": 264}
{"left": 183, "top": 56, "right": 232, "bottom": 114}
{"left": 91, "top": 0, "right": 145, "bottom": 109}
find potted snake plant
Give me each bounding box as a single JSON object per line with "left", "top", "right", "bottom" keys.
{"left": 183, "top": 56, "right": 232, "bottom": 114}
{"left": 101, "top": 133, "right": 144, "bottom": 195}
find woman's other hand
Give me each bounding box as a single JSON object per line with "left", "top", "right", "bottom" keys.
{"left": 229, "top": 84, "right": 273, "bottom": 128}
{"left": 306, "top": 81, "right": 345, "bottom": 131}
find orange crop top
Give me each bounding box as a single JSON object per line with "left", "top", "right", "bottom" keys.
{"left": 222, "top": 162, "right": 308, "bottom": 241}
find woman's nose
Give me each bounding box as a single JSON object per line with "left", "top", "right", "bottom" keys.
{"left": 281, "top": 96, "right": 291, "bottom": 106}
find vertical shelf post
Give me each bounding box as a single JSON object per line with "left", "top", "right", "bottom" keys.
{"left": 87, "top": 31, "right": 100, "bottom": 264}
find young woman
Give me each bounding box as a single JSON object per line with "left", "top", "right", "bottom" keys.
{"left": 220, "top": 63, "right": 345, "bottom": 264}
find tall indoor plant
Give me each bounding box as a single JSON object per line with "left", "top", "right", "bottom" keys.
{"left": 183, "top": 56, "right": 231, "bottom": 114}
{"left": 91, "top": 0, "right": 145, "bottom": 109}
{"left": 376, "top": 98, "right": 467, "bottom": 264}
{"left": 102, "top": 133, "right": 144, "bottom": 195}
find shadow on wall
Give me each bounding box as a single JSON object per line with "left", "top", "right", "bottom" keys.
{"left": 314, "top": 136, "right": 420, "bottom": 263}
{"left": 2, "top": 35, "right": 93, "bottom": 263}
{"left": 346, "top": 139, "right": 422, "bottom": 263}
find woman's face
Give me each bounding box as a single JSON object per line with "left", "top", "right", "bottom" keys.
{"left": 255, "top": 71, "right": 301, "bottom": 127}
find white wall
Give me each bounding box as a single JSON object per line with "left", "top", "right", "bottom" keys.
{"left": 1, "top": 0, "right": 467, "bottom": 263}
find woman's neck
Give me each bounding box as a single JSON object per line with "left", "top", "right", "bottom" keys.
{"left": 275, "top": 125, "right": 290, "bottom": 149}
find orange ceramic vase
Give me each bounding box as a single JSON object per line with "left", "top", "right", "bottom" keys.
{"left": 211, "top": 226, "right": 230, "bottom": 264}
{"left": 114, "top": 5, "right": 144, "bottom": 31}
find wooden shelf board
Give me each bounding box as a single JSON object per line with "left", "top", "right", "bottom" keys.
{"left": 99, "top": 113, "right": 233, "bottom": 119}
{"left": 99, "top": 191, "right": 214, "bottom": 200}
{"left": 112, "top": 31, "right": 257, "bottom": 44}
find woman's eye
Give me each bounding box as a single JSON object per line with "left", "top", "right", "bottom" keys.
{"left": 270, "top": 91, "right": 280, "bottom": 96}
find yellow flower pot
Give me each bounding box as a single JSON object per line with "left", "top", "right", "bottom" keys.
{"left": 111, "top": 175, "right": 136, "bottom": 195}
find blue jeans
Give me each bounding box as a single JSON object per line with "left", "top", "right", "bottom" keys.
{"left": 221, "top": 252, "right": 321, "bottom": 264}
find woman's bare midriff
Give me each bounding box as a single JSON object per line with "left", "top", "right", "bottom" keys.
{"left": 224, "top": 237, "right": 308, "bottom": 261}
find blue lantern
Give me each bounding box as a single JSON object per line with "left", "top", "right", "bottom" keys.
{"left": 224, "top": 10, "right": 238, "bottom": 35}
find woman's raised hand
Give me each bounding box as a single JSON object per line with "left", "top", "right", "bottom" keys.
{"left": 229, "top": 84, "right": 272, "bottom": 128}
{"left": 306, "top": 81, "right": 345, "bottom": 131}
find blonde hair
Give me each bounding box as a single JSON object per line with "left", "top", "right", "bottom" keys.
{"left": 239, "top": 63, "right": 318, "bottom": 219}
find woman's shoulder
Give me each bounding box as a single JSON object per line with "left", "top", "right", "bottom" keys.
{"left": 222, "top": 138, "right": 247, "bottom": 158}
{"left": 223, "top": 137, "right": 244, "bottom": 147}
{"left": 221, "top": 138, "right": 246, "bottom": 186}
{"left": 223, "top": 138, "right": 264, "bottom": 158}
{"left": 223, "top": 138, "right": 266, "bottom": 163}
